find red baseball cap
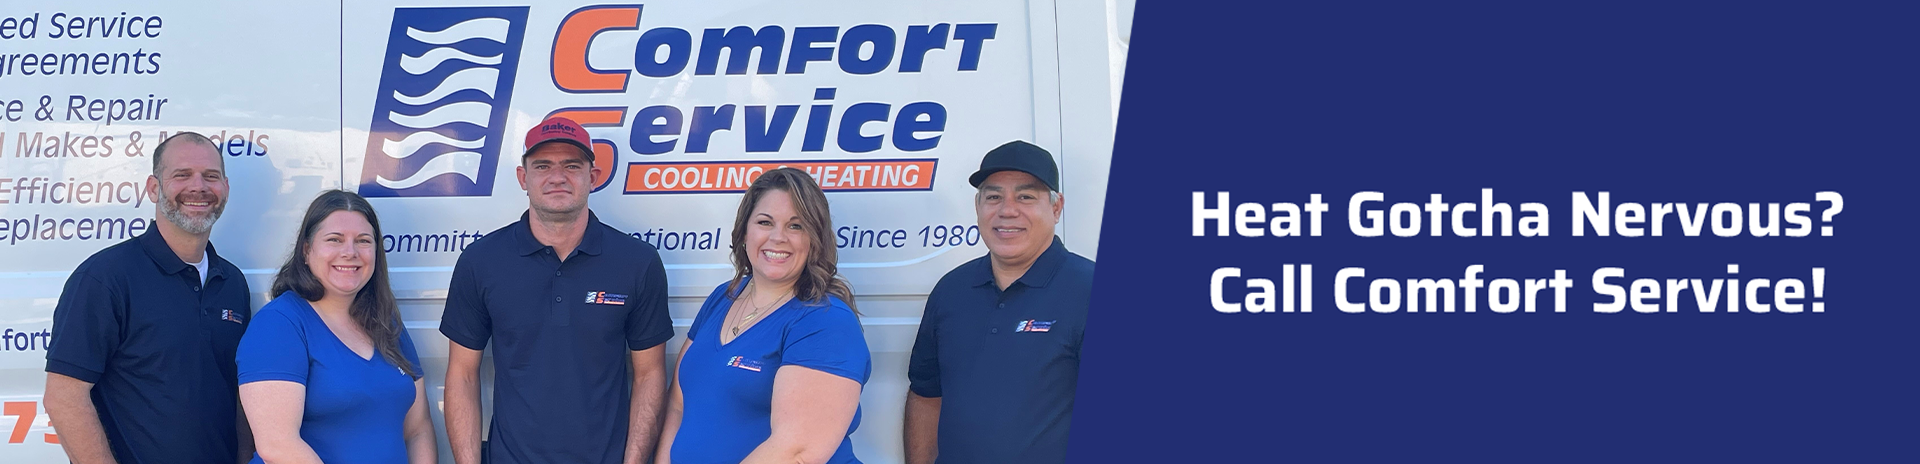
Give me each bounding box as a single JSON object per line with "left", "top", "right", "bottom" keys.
{"left": 523, "top": 116, "right": 594, "bottom": 161}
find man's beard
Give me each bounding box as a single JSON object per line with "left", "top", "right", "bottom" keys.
{"left": 158, "top": 185, "right": 224, "bottom": 235}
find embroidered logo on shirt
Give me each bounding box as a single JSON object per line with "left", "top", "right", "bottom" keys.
{"left": 221, "top": 309, "right": 246, "bottom": 324}
{"left": 727, "top": 356, "right": 764, "bottom": 372}
{"left": 1015, "top": 320, "right": 1054, "bottom": 333}
{"left": 584, "top": 291, "right": 628, "bottom": 305}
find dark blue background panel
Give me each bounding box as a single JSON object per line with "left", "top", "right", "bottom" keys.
{"left": 1071, "top": 1, "right": 1918, "bottom": 462}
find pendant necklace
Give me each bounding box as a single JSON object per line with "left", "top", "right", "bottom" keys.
{"left": 734, "top": 283, "right": 793, "bottom": 336}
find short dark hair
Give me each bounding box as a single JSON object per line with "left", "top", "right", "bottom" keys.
{"left": 270, "top": 190, "right": 416, "bottom": 378}
{"left": 152, "top": 132, "right": 221, "bottom": 174}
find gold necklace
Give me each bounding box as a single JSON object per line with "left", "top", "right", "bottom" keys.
{"left": 733, "top": 283, "right": 793, "bottom": 336}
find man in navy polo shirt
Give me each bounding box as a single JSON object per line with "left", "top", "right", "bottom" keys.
{"left": 441, "top": 116, "right": 675, "bottom": 464}
{"left": 905, "top": 141, "right": 1096, "bottom": 464}
{"left": 45, "top": 132, "right": 255, "bottom": 464}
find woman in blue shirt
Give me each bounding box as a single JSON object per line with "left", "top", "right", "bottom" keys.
{"left": 657, "top": 168, "right": 871, "bottom": 464}
{"left": 237, "top": 190, "right": 436, "bottom": 463}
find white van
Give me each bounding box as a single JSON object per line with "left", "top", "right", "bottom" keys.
{"left": 0, "top": 1, "right": 1128, "bottom": 462}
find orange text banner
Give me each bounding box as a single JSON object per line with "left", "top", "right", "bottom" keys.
{"left": 623, "top": 159, "right": 938, "bottom": 194}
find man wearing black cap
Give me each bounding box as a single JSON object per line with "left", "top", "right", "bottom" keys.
{"left": 905, "top": 140, "right": 1096, "bottom": 464}
{"left": 440, "top": 116, "right": 674, "bottom": 464}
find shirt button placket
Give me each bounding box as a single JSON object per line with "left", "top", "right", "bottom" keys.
{"left": 549, "top": 260, "right": 570, "bottom": 325}
{"left": 992, "top": 300, "right": 1007, "bottom": 334}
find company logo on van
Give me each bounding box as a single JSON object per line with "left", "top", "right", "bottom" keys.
{"left": 358, "top": 7, "right": 529, "bottom": 197}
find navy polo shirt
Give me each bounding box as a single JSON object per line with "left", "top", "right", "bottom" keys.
{"left": 45, "top": 227, "right": 252, "bottom": 464}
{"left": 439, "top": 210, "right": 674, "bottom": 464}
{"left": 908, "top": 237, "right": 1094, "bottom": 464}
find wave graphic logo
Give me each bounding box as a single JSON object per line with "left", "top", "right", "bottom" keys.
{"left": 359, "top": 7, "right": 529, "bottom": 197}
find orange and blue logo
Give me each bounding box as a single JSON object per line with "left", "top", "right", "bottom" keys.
{"left": 584, "top": 291, "right": 628, "bottom": 305}
{"left": 359, "top": 7, "right": 529, "bottom": 197}
{"left": 727, "top": 356, "right": 764, "bottom": 372}
{"left": 542, "top": 6, "right": 989, "bottom": 195}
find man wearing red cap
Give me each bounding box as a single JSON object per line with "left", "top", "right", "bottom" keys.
{"left": 440, "top": 116, "right": 675, "bottom": 464}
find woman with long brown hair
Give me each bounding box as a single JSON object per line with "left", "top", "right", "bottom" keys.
{"left": 656, "top": 168, "right": 870, "bottom": 464}
{"left": 236, "top": 190, "right": 436, "bottom": 463}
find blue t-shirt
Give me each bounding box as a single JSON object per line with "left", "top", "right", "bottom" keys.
{"left": 673, "top": 281, "right": 870, "bottom": 464}
{"left": 237, "top": 292, "right": 423, "bottom": 464}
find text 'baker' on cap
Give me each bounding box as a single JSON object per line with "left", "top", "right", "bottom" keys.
{"left": 968, "top": 140, "right": 1060, "bottom": 191}
{"left": 524, "top": 116, "right": 594, "bottom": 161}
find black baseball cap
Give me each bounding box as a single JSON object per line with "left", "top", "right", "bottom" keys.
{"left": 968, "top": 140, "right": 1060, "bottom": 191}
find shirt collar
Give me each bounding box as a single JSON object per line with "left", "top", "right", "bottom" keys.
{"left": 578, "top": 211, "right": 606, "bottom": 256}
{"left": 511, "top": 210, "right": 606, "bottom": 257}
{"left": 974, "top": 236, "right": 1070, "bottom": 289}
{"left": 137, "top": 225, "right": 227, "bottom": 280}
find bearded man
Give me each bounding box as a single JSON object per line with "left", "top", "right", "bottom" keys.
{"left": 45, "top": 132, "right": 256, "bottom": 464}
